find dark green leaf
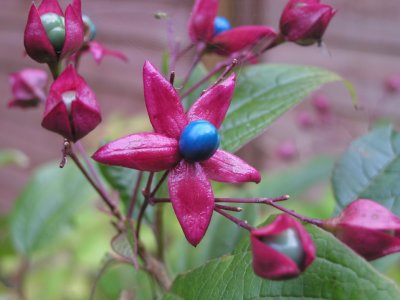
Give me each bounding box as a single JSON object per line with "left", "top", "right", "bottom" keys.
{"left": 10, "top": 162, "right": 95, "bottom": 255}
{"left": 170, "top": 224, "right": 400, "bottom": 299}
{"left": 332, "top": 126, "right": 400, "bottom": 213}
{"left": 220, "top": 64, "right": 354, "bottom": 152}
{"left": 256, "top": 156, "right": 334, "bottom": 198}
{"left": 98, "top": 164, "right": 140, "bottom": 211}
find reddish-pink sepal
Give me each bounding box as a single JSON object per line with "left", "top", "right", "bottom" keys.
{"left": 24, "top": 4, "right": 57, "bottom": 63}
{"left": 60, "top": 1, "right": 84, "bottom": 60}
{"left": 92, "top": 133, "right": 180, "bottom": 172}
{"left": 188, "top": 0, "right": 218, "bottom": 43}
{"left": 8, "top": 68, "right": 48, "bottom": 108}
{"left": 280, "top": 0, "right": 336, "bottom": 45}
{"left": 210, "top": 26, "right": 278, "bottom": 56}
{"left": 322, "top": 199, "right": 400, "bottom": 260}
{"left": 41, "top": 65, "right": 101, "bottom": 142}
{"left": 251, "top": 214, "right": 315, "bottom": 279}
{"left": 42, "top": 101, "right": 73, "bottom": 139}
{"left": 187, "top": 73, "right": 235, "bottom": 129}
{"left": 201, "top": 149, "right": 261, "bottom": 183}
{"left": 168, "top": 160, "right": 214, "bottom": 246}
{"left": 143, "top": 61, "right": 187, "bottom": 139}
{"left": 87, "top": 41, "right": 128, "bottom": 64}
{"left": 37, "top": 0, "right": 63, "bottom": 15}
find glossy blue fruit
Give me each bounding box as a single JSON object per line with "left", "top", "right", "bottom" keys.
{"left": 179, "top": 120, "right": 220, "bottom": 162}
{"left": 262, "top": 228, "right": 305, "bottom": 266}
{"left": 214, "top": 16, "right": 231, "bottom": 36}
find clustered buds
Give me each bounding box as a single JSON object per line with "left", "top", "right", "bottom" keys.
{"left": 322, "top": 199, "right": 400, "bottom": 260}
{"left": 41, "top": 65, "right": 101, "bottom": 142}
{"left": 280, "top": 0, "right": 336, "bottom": 46}
{"left": 251, "top": 214, "right": 315, "bottom": 279}
{"left": 24, "top": 0, "right": 84, "bottom": 64}
{"left": 8, "top": 68, "right": 48, "bottom": 109}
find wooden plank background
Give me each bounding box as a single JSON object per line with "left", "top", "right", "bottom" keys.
{"left": 1, "top": 0, "right": 399, "bottom": 212}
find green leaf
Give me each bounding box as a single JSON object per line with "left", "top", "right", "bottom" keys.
{"left": 170, "top": 224, "right": 400, "bottom": 299}
{"left": 256, "top": 156, "right": 334, "bottom": 198}
{"left": 332, "top": 126, "right": 400, "bottom": 213}
{"left": 98, "top": 164, "right": 140, "bottom": 211}
{"left": 220, "top": 64, "right": 353, "bottom": 152}
{"left": 10, "top": 162, "right": 95, "bottom": 255}
{"left": 111, "top": 221, "right": 138, "bottom": 267}
{"left": 0, "top": 149, "right": 29, "bottom": 168}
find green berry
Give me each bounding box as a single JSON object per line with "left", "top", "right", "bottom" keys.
{"left": 262, "top": 228, "right": 305, "bottom": 266}
{"left": 40, "top": 13, "right": 66, "bottom": 52}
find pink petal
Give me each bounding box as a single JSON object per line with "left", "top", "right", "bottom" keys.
{"left": 210, "top": 26, "right": 278, "bottom": 56}
{"left": 37, "top": 0, "right": 63, "bottom": 15}
{"left": 92, "top": 133, "right": 180, "bottom": 172}
{"left": 168, "top": 161, "right": 214, "bottom": 246}
{"left": 143, "top": 61, "right": 187, "bottom": 139}
{"left": 60, "top": 2, "right": 84, "bottom": 59}
{"left": 88, "top": 41, "right": 128, "bottom": 64}
{"left": 201, "top": 149, "right": 261, "bottom": 183}
{"left": 24, "top": 5, "right": 57, "bottom": 63}
{"left": 188, "top": 0, "right": 218, "bottom": 43}
{"left": 187, "top": 73, "right": 235, "bottom": 129}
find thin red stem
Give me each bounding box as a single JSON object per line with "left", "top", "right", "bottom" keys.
{"left": 65, "top": 142, "right": 123, "bottom": 222}
{"left": 214, "top": 207, "right": 254, "bottom": 231}
{"left": 127, "top": 171, "right": 144, "bottom": 218}
{"left": 136, "top": 172, "right": 155, "bottom": 238}
{"left": 150, "top": 171, "right": 169, "bottom": 198}
{"left": 266, "top": 201, "right": 323, "bottom": 226}
{"left": 214, "top": 204, "right": 242, "bottom": 212}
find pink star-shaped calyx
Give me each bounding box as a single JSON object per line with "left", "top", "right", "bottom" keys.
{"left": 93, "top": 61, "right": 261, "bottom": 246}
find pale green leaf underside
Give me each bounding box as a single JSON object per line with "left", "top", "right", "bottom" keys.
{"left": 169, "top": 225, "right": 399, "bottom": 300}
{"left": 10, "top": 162, "right": 94, "bottom": 255}
{"left": 332, "top": 126, "right": 400, "bottom": 214}
{"left": 220, "top": 64, "right": 351, "bottom": 153}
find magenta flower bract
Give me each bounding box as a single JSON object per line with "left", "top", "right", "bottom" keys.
{"left": 188, "top": 0, "right": 277, "bottom": 56}
{"left": 8, "top": 68, "right": 48, "bottom": 109}
{"left": 251, "top": 214, "right": 315, "bottom": 279}
{"left": 80, "top": 41, "right": 128, "bottom": 65}
{"left": 322, "top": 199, "right": 400, "bottom": 261}
{"left": 93, "top": 61, "right": 261, "bottom": 246}
{"left": 280, "top": 0, "right": 336, "bottom": 46}
{"left": 41, "top": 65, "right": 101, "bottom": 142}
{"left": 24, "top": 0, "right": 84, "bottom": 64}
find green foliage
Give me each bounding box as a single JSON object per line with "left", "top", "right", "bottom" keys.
{"left": 169, "top": 224, "right": 400, "bottom": 300}
{"left": 0, "top": 149, "right": 29, "bottom": 168}
{"left": 220, "top": 64, "right": 353, "bottom": 152}
{"left": 332, "top": 126, "right": 400, "bottom": 213}
{"left": 10, "top": 162, "right": 95, "bottom": 256}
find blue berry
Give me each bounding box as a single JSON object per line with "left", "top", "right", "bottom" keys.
{"left": 262, "top": 228, "right": 305, "bottom": 266}
{"left": 179, "top": 120, "right": 220, "bottom": 162}
{"left": 214, "top": 16, "right": 231, "bottom": 36}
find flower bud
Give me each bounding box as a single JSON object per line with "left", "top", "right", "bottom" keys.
{"left": 280, "top": 0, "right": 336, "bottom": 46}
{"left": 82, "top": 14, "right": 97, "bottom": 43}
{"left": 8, "top": 68, "right": 48, "bottom": 109}
{"left": 251, "top": 214, "right": 315, "bottom": 279}
{"left": 41, "top": 65, "right": 101, "bottom": 142}
{"left": 24, "top": 0, "right": 84, "bottom": 64}
{"left": 321, "top": 199, "right": 400, "bottom": 260}
{"left": 384, "top": 74, "right": 400, "bottom": 93}
{"left": 276, "top": 141, "right": 298, "bottom": 162}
